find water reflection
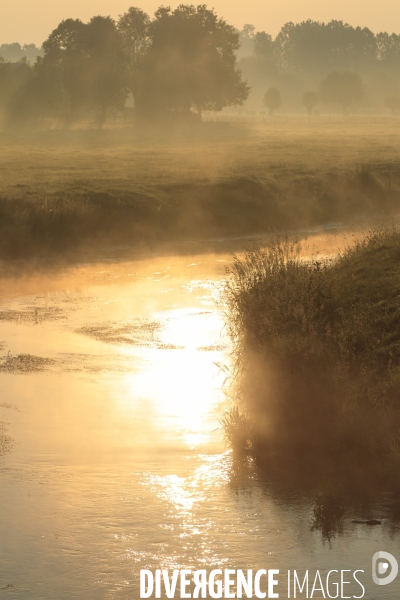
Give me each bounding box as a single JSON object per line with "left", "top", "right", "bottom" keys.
{"left": 0, "top": 237, "right": 399, "bottom": 598}
{"left": 311, "top": 489, "right": 346, "bottom": 542}
{"left": 0, "top": 419, "right": 13, "bottom": 457}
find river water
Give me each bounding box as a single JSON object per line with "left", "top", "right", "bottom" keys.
{"left": 0, "top": 232, "right": 399, "bottom": 599}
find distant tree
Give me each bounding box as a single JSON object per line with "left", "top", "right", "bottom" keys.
{"left": 38, "top": 16, "right": 128, "bottom": 123}
{"left": 376, "top": 32, "right": 400, "bottom": 70}
{"left": 235, "top": 29, "right": 278, "bottom": 108}
{"left": 0, "top": 59, "right": 9, "bottom": 108}
{"left": 139, "top": 5, "right": 249, "bottom": 117}
{"left": 0, "top": 61, "right": 35, "bottom": 120}
{"left": 320, "top": 71, "right": 364, "bottom": 114}
{"left": 38, "top": 18, "right": 93, "bottom": 118}
{"left": 0, "top": 43, "right": 22, "bottom": 62}
{"left": 253, "top": 31, "right": 274, "bottom": 59}
{"left": 242, "top": 23, "right": 256, "bottom": 38}
{"left": 263, "top": 87, "right": 281, "bottom": 115}
{"left": 275, "top": 20, "right": 376, "bottom": 75}
{"left": 236, "top": 24, "right": 256, "bottom": 58}
{"left": 22, "top": 44, "right": 43, "bottom": 63}
{"left": 118, "top": 7, "right": 151, "bottom": 108}
{"left": 0, "top": 43, "right": 43, "bottom": 64}
{"left": 302, "top": 90, "right": 319, "bottom": 116}
{"left": 385, "top": 97, "right": 400, "bottom": 115}
{"left": 85, "top": 16, "right": 128, "bottom": 121}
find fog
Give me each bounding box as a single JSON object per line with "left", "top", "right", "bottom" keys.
{"left": 0, "top": 5, "right": 399, "bottom": 267}
{"left": 2, "top": 0, "right": 400, "bottom": 45}
{"left": 1, "top": 8, "right": 399, "bottom": 127}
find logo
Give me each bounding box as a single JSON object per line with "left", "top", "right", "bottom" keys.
{"left": 372, "top": 551, "right": 398, "bottom": 586}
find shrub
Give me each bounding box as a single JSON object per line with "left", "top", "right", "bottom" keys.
{"left": 222, "top": 228, "right": 400, "bottom": 480}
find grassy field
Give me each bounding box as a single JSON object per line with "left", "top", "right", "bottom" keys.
{"left": 222, "top": 227, "right": 400, "bottom": 487}
{"left": 1, "top": 116, "right": 400, "bottom": 258}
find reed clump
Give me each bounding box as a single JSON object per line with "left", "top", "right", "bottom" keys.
{"left": 220, "top": 406, "right": 253, "bottom": 453}
{"left": 223, "top": 228, "right": 400, "bottom": 484}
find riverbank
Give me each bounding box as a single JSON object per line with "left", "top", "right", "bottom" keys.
{"left": 1, "top": 121, "right": 400, "bottom": 260}
{"left": 1, "top": 163, "right": 399, "bottom": 260}
{"left": 222, "top": 228, "right": 400, "bottom": 487}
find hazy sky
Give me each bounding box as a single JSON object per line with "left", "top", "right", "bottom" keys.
{"left": 1, "top": 0, "right": 399, "bottom": 45}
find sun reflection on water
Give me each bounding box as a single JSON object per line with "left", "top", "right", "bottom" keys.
{"left": 1, "top": 248, "right": 398, "bottom": 599}
{"left": 118, "top": 308, "right": 228, "bottom": 447}
{"left": 141, "top": 454, "right": 232, "bottom": 522}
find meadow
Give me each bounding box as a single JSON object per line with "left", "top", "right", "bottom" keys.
{"left": 0, "top": 115, "right": 400, "bottom": 259}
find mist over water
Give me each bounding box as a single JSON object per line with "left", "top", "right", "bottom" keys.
{"left": 0, "top": 234, "right": 399, "bottom": 599}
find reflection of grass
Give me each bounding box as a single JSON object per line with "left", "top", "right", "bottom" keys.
{"left": 222, "top": 228, "right": 400, "bottom": 487}
{"left": 0, "top": 306, "right": 66, "bottom": 323}
{"left": 0, "top": 422, "right": 13, "bottom": 457}
{"left": 0, "top": 353, "right": 57, "bottom": 373}
{"left": 197, "top": 344, "right": 227, "bottom": 351}
{"left": 226, "top": 451, "right": 386, "bottom": 540}
{"left": 312, "top": 486, "right": 345, "bottom": 541}
{"left": 1, "top": 122, "right": 400, "bottom": 258}
{"left": 77, "top": 319, "right": 162, "bottom": 346}
{"left": 77, "top": 319, "right": 186, "bottom": 349}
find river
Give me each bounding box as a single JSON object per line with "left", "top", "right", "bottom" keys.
{"left": 0, "top": 230, "right": 399, "bottom": 599}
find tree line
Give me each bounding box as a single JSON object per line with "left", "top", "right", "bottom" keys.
{"left": 0, "top": 5, "right": 249, "bottom": 124}
{"left": 239, "top": 20, "right": 400, "bottom": 75}
{"left": 238, "top": 20, "right": 400, "bottom": 113}
{"left": 0, "top": 43, "right": 43, "bottom": 63}
{"left": 263, "top": 72, "right": 365, "bottom": 116}
{"left": 1, "top": 8, "right": 400, "bottom": 124}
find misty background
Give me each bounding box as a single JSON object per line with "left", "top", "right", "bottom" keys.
{"left": 1, "top": 6, "right": 400, "bottom": 125}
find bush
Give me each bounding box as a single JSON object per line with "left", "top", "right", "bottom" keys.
{"left": 222, "top": 228, "right": 400, "bottom": 483}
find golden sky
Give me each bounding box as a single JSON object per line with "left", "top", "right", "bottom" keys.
{"left": 1, "top": 0, "right": 399, "bottom": 45}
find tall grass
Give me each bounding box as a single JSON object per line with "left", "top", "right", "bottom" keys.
{"left": 222, "top": 228, "right": 400, "bottom": 484}
{"left": 0, "top": 164, "right": 399, "bottom": 259}
{"left": 1, "top": 118, "right": 400, "bottom": 259}
{"left": 220, "top": 406, "right": 253, "bottom": 453}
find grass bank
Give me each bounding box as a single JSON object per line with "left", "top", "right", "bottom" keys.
{"left": 1, "top": 164, "right": 400, "bottom": 259}
{"left": 222, "top": 228, "right": 400, "bottom": 487}
{"left": 1, "top": 120, "right": 400, "bottom": 259}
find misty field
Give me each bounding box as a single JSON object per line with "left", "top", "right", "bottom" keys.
{"left": 1, "top": 116, "right": 400, "bottom": 258}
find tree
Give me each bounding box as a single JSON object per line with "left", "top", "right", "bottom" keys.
{"left": 38, "top": 18, "right": 94, "bottom": 118}
{"left": 139, "top": 4, "right": 250, "bottom": 117}
{"left": 0, "top": 43, "right": 43, "bottom": 63}
{"left": 275, "top": 20, "right": 376, "bottom": 75}
{"left": 302, "top": 90, "right": 319, "bottom": 116}
{"left": 0, "top": 61, "right": 35, "bottom": 122}
{"left": 37, "top": 16, "right": 128, "bottom": 123}
{"left": 263, "top": 87, "right": 281, "bottom": 115}
{"left": 385, "top": 97, "right": 400, "bottom": 115}
{"left": 118, "top": 7, "right": 151, "bottom": 108}
{"left": 320, "top": 71, "right": 364, "bottom": 114}
{"left": 376, "top": 32, "right": 400, "bottom": 71}
{"left": 253, "top": 31, "right": 274, "bottom": 59}
{"left": 85, "top": 16, "right": 128, "bottom": 121}
{"left": 237, "top": 24, "right": 256, "bottom": 58}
